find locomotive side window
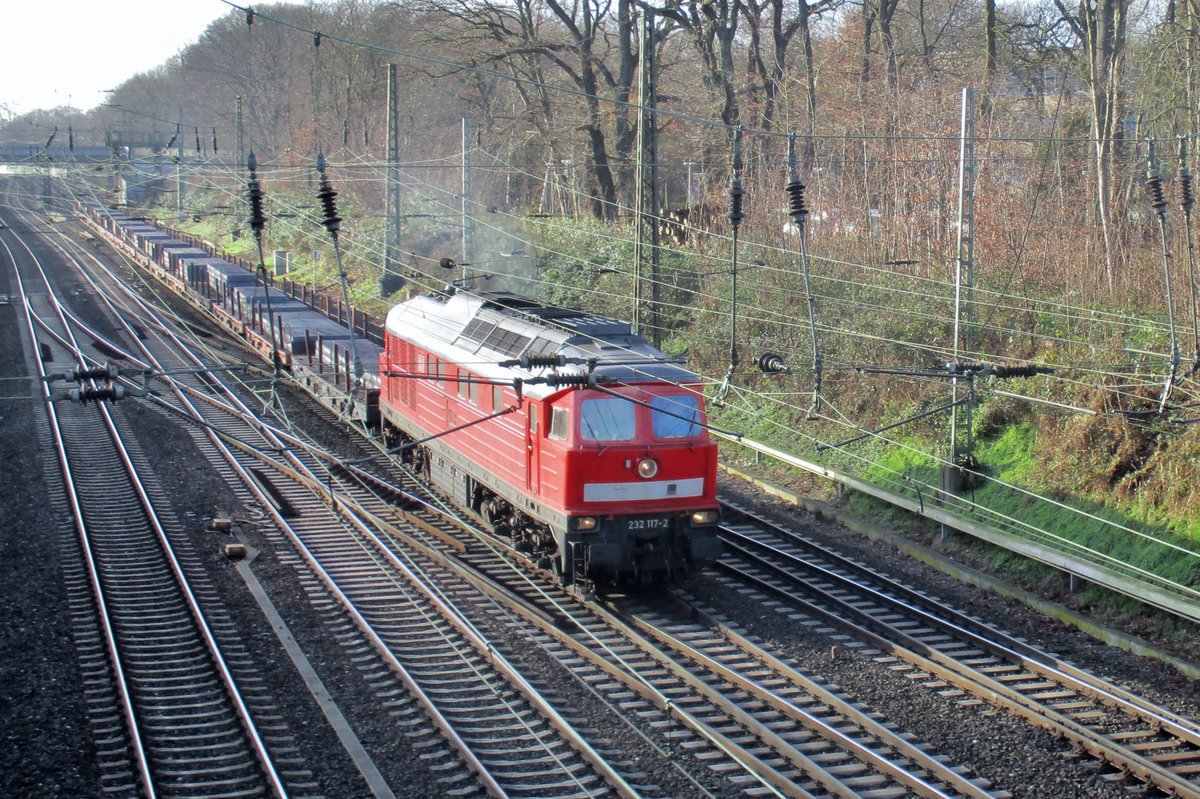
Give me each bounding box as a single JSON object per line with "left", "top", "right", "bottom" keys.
{"left": 492, "top": 385, "right": 502, "bottom": 411}
{"left": 458, "top": 370, "right": 469, "bottom": 400}
{"left": 579, "top": 398, "right": 636, "bottom": 442}
{"left": 529, "top": 404, "right": 538, "bottom": 433}
{"left": 651, "top": 395, "right": 701, "bottom": 438}
{"left": 549, "top": 407, "right": 570, "bottom": 441}
{"left": 437, "top": 360, "right": 448, "bottom": 388}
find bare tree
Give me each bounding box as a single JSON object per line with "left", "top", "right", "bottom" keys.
{"left": 1053, "top": 0, "right": 1132, "bottom": 288}
{"left": 415, "top": 0, "right": 639, "bottom": 219}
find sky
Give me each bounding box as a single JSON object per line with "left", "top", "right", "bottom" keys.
{"left": 0, "top": 1, "right": 234, "bottom": 116}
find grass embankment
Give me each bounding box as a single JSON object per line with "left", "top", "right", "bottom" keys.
{"left": 147, "top": 197, "right": 1200, "bottom": 628}
{"left": 831, "top": 406, "right": 1200, "bottom": 628}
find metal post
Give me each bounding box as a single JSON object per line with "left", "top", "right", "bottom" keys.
{"left": 382, "top": 64, "right": 404, "bottom": 295}
{"left": 176, "top": 112, "right": 184, "bottom": 221}
{"left": 946, "top": 87, "right": 977, "bottom": 507}
{"left": 462, "top": 117, "right": 473, "bottom": 284}
{"left": 236, "top": 95, "right": 244, "bottom": 175}
{"left": 632, "top": 9, "right": 661, "bottom": 345}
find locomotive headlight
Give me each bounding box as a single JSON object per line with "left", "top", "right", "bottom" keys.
{"left": 637, "top": 458, "right": 659, "bottom": 479}
{"left": 690, "top": 509, "right": 720, "bottom": 525}
{"left": 572, "top": 516, "right": 598, "bottom": 531}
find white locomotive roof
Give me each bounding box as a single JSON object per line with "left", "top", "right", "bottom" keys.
{"left": 385, "top": 289, "right": 699, "bottom": 399}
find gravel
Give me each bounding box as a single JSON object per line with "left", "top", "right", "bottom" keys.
{"left": 6, "top": 204, "right": 1199, "bottom": 799}
{"left": 0, "top": 249, "right": 101, "bottom": 799}
{"left": 695, "top": 476, "right": 1200, "bottom": 797}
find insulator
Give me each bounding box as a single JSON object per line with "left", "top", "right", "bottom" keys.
{"left": 246, "top": 8, "right": 255, "bottom": 26}
{"left": 517, "top": 354, "right": 567, "bottom": 369}
{"left": 727, "top": 126, "right": 745, "bottom": 227}
{"left": 990, "top": 363, "right": 1053, "bottom": 378}
{"left": 536, "top": 373, "right": 592, "bottom": 388}
{"left": 439, "top": 257, "right": 458, "bottom": 270}
{"left": 65, "top": 364, "right": 119, "bottom": 383}
{"left": 1145, "top": 139, "right": 1167, "bottom": 220}
{"left": 69, "top": 385, "right": 126, "bottom": 404}
{"left": 316, "top": 177, "right": 341, "bottom": 236}
{"left": 726, "top": 180, "right": 745, "bottom": 226}
{"left": 1178, "top": 166, "right": 1194, "bottom": 215}
{"left": 246, "top": 152, "right": 267, "bottom": 235}
{"left": 1146, "top": 171, "right": 1168, "bottom": 220}
{"left": 786, "top": 179, "right": 807, "bottom": 223}
{"left": 247, "top": 184, "right": 266, "bottom": 235}
{"left": 313, "top": 30, "right": 321, "bottom": 48}
{"left": 758, "top": 353, "right": 789, "bottom": 374}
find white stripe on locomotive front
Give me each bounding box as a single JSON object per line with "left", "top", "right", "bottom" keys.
{"left": 582, "top": 478, "right": 705, "bottom": 503}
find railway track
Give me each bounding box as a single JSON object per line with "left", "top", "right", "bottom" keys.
{"left": 26, "top": 197, "right": 643, "bottom": 798}
{"left": 95, "top": 310, "right": 1008, "bottom": 799}
{"left": 20, "top": 182, "right": 1200, "bottom": 798}
{"left": 322, "top": 461, "right": 1007, "bottom": 798}
{"left": 5, "top": 217, "right": 293, "bottom": 798}
{"left": 716, "top": 498, "right": 1200, "bottom": 798}
{"left": 50, "top": 198, "right": 1036, "bottom": 796}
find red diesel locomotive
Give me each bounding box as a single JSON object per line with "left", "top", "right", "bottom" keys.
{"left": 379, "top": 289, "right": 721, "bottom": 584}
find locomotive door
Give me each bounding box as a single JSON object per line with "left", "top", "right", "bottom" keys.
{"left": 525, "top": 403, "right": 539, "bottom": 493}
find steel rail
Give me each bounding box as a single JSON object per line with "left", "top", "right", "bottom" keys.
{"left": 715, "top": 505, "right": 1200, "bottom": 798}
{"left": 614, "top": 597, "right": 995, "bottom": 799}
{"left": 4, "top": 212, "right": 289, "bottom": 797}
{"left": 62, "top": 212, "right": 638, "bottom": 799}
{"left": 2, "top": 235, "right": 158, "bottom": 799}
{"left": 721, "top": 499, "right": 1200, "bottom": 746}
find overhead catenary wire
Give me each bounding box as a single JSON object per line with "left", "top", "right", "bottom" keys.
{"left": 125, "top": 145, "right": 1188, "bottom": 406}
{"left": 39, "top": 143, "right": 1200, "bottom": 597}
{"left": 51, "top": 101, "right": 1185, "bottom": 417}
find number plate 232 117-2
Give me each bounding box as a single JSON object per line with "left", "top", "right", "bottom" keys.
{"left": 624, "top": 517, "right": 672, "bottom": 532}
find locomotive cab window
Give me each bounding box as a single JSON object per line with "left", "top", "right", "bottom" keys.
{"left": 549, "top": 407, "right": 570, "bottom": 441}
{"left": 651, "top": 395, "right": 701, "bottom": 438}
{"left": 579, "top": 397, "right": 636, "bottom": 442}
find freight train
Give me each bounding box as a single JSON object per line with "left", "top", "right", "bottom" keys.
{"left": 80, "top": 203, "right": 721, "bottom": 584}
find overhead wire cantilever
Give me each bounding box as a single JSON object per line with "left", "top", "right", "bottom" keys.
{"left": 715, "top": 126, "right": 745, "bottom": 406}
{"left": 1145, "top": 139, "right": 1181, "bottom": 413}
{"left": 1177, "top": 136, "right": 1200, "bottom": 377}
{"left": 245, "top": 152, "right": 284, "bottom": 408}
{"left": 786, "top": 132, "right": 823, "bottom": 418}
{"left": 314, "top": 153, "right": 365, "bottom": 410}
